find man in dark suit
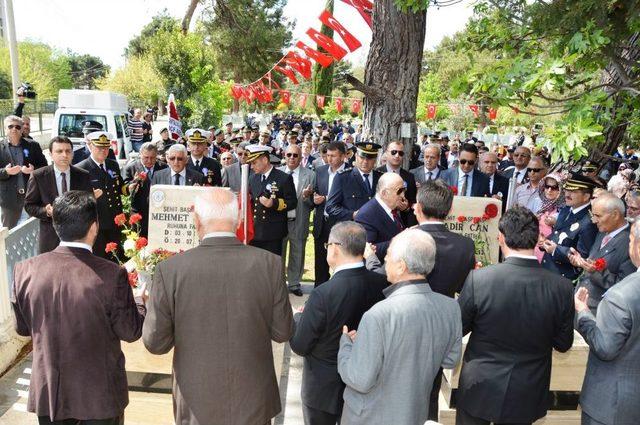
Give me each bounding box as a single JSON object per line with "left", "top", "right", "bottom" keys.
{"left": 378, "top": 140, "right": 417, "bottom": 225}
{"left": 541, "top": 174, "right": 598, "bottom": 280}
{"left": 300, "top": 139, "right": 316, "bottom": 170}
{"left": 355, "top": 172, "right": 406, "bottom": 260}
{"left": 25, "top": 136, "right": 93, "bottom": 253}
{"left": 72, "top": 121, "right": 116, "bottom": 165}
{"left": 480, "top": 151, "right": 510, "bottom": 211}
{"left": 151, "top": 144, "right": 204, "bottom": 186}
{"left": 312, "top": 142, "right": 347, "bottom": 286}
{"left": 12, "top": 191, "right": 145, "bottom": 425}
{"left": 185, "top": 128, "right": 223, "bottom": 186}
{"left": 500, "top": 146, "right": 530, "bottom": 185}
{"left": 1, "top": 115, "right": 48, "bottom": 229}
{"left": 290, "top": 221, "right": 388, "bottom": 425}
{"left": 440, "top": 143, "right": 491, "bottom": 197}
{"left": 246, "top": 144, "right": 297, "bottom": 256}
{"left": 326, "top": 142, "right": 383, "bottom": 222}
{"left": 570, "top": 193, "right": 635, "bottom": 314}
{"left": 76, "top": 131, "right": 125, "bottom": 260}
{"left": 123, "top": 142, "right": 167, "bottom": 237}
{"left": 456, "top": 206, "right": 575, "bottom": 425}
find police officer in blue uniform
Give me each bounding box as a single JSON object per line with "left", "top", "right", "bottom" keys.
{"left": 325, "top": 142, "right": 383, "bottom": 224}
{"left": 541, "top": 174, "right": 598, "bottom": 280}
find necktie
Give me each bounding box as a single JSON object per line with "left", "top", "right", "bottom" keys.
{"left": 515, "top": 171, "right": 521, "bottom": 182}
{"left": 261, "top": 174, "right": 266, "bottom": 184}
{"left": 392, "top": 210, "right": 403, "bottom": 230}
{"left": 601, "top": 235, "right": 612, "bottom": 249}
{"left": 363, "top": 173, "right": 372, "bottom": 196}
{"left": 195, "top": 160, "right": 200, "bottom": 169}
{"left": 60, "top": 172, "right": 68, "bottom": 194}
{"left": 427, "top": 171, "right": 433, "bottom": 181}
{"left": 99, "top": 164, "right": 106, "bottom": 174}
{"left": 174, "top": 173, "right": 181, "bottom": 186}
{"left": 461, "top": 174, "right": 469, "bottom": 197}
{"left": 288, "top": 170, "right": 293, "bottom": 175}
{"left": 147, "top": 167, "right": 153, "bottom": 178}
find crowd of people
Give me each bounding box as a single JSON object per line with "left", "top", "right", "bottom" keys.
{"left": 1, "top": 110, "right": 640, "bottom": 425}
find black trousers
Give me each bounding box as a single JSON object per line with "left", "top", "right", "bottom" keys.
{"left": 302, "top": 403, "right": 341, "bottom": 425}
{"left": 455, "top": 407, "right": 532, "bottom": 425}
{"left": 428, "top": 368, "right": 443, "bottom": 421}
{"left": 250, "top": 239, "right": 283, "bottom": 256}
{"left": 313, "top": 219, "right": 331, "bottom": 287}
{"left": 38, "top": 415, "right": 123, "bottom": 425}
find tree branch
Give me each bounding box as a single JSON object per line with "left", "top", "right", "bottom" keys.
{"left": 345, "top": 74, "right": 383, "bottom": 102}
{"left": 182, "top": 0, "right": 200, "bottom": 35}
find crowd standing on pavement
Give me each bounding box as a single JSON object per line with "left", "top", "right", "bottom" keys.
{"left": 2, "top": 107, "right": 640, "bottom": 425}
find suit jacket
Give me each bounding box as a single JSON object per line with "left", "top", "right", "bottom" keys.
{"left": 224, "top": 162, "right": 242, "bottom": 193}
{"left": 278, "top": 166, "right": 315, "bottom": 240}
{"left": 501, "top": 166, "right": 530, "bottom": 185}
{"left": 0, "top": 138, "right": 47, "bottom": 208}
{"left": 72, "top": 145, "right": 116, "bottom": 165}
{"left": 326, "top": 167, "right": 382, "bottom": 223}
{"left": 142, "top": 237, "right": 293, "bottom": 425}
{"left": 312, "top": 164, "right": 331, "bottom": 239}
{"left": 409, "top": 165, "right": 444, "bottom": 185}
{"left": 542, "top": 205, "right": 598, "bottom": 280}
{"left": 311, "top": 157, "right": 325, "bottom": 170}
{"left": 377, "top": 165, "right": 417, "bottom": 225}
{"left": 355, "top": 198, "right": 403, "bottom": 260}
{"left": 301, "top": 155, "right": 316, "bottom": 170}
{"left": 576, "top": 271, "right": 640, "bottom": 425}
{"left": 123, "top": 160, "right": 167, "bottom": 235}
{"left": 440, "top": 167, "right": 491, "bottom": 197}
{"left": 24, "top": 165, "right": 93, "bottom": 253}
{"left": 575, "top": 227, "right": 635, "bottom": 314}
{"left": 150, "top": 167, "right": 204, "bottom": 186}
{"left": 187, "top": 156, "right": 223, "bottom": 186}
{"left": 289, "top": 267, "right": 388, "bottom": 414}
{"left": 338, "top": 282, "right": 462, "bottom": 424}
{"left": 457, "top": 257, "right": 575, "bottom": 423}
{"left": 11, "top": 246, "right": 145, "bottom": 420}
{"left": 76, "top": 157, "right": 124, "bottom": 231}
{"left": 487, "top": 172, "right": 510, "bottom": 212}
{"left": 249, "top": 167, "right": 297, "bottom": 241}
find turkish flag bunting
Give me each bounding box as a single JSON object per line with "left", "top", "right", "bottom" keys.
{"left": 306, "top": 28, "right": 348, "bottom": 61}
{"left": 280, "top": 90, "right": 291, "bottom": 104}
{"left": 340, "top": 0, "right": 373, "bottom": 29}
{"left": 351, "top": 99, "right": 362, "bottom": 114}
{"left": 284, "top": 51, "right": 313, "bottom": 80}
{"left": 319, "top": 10, "right": 362, "bottom": 52}
{"left": 335, "top": 97, "right": 343, "bottom": 113}
{"left": 274, "top": 65, "right": 299, "bottom": 85}
{"left": 230, "top": 84, "right": 243, "bottom": 100}
{"left": 296, "top": 41, "right": 334, "bottom": 68}
{"left": 489, "top": 107, "right": 498, "bottom": 120}
{"left": 316, "top": 95, "right": 326, "bottom": 108}
{"left": 469, "top": 104, "right": 479, "bottom": 117}
{"left": 427, "top": 104, "right": 437, "bottom": 119}
{"left": 298, "top": 93, "right": 308, "bottom": 108}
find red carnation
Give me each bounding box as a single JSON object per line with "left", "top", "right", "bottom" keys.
{"left": 135, "top": 237, "right": 148, "bottom": 250}
{"left": 482, "top": 213, "right": 490, "bottom": 221}
{"left": 105, "top": 242, "right": 118, "bottom": 254}
{"left": 450, "top": 186, "right": 458, "bottom": 195}
{"left": 138, "top": 171, "right": 147, "bottom": 181}
{"left": 475, "top": 261, "right": 484, "bottom": 269}
{"left": 485, "top": 203, "right": 499, "bottom": 219}
{"left": 593, "top": 258, "right": 607, "bottom": 272}
{"left": 127, "top": 271, "right": 138, "bottom": 288}
{"left": 129, "top": 213, "right": 143, "bottom": 225}
{"left": 114, "top": 213, "right": 127, "bottom": 227}
{"left": 472, "top": 216, "right": 481, "bottom": 224}
{"left": 457, "top": 215, "right": 466, "bottom": 223}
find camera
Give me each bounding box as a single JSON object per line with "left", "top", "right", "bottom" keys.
{"left": 17, "top": 82, "right": 37, "bottom": 99}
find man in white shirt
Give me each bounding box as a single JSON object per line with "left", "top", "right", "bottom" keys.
{"left": 513, "top": 156, "right": 547, "bottom": 213}
{"left": 411, "top": 143, "right": 442, "bottom": 185}
{"left": 151, "top": 144, "right": 204, "bottom": 186}
{"left": 502, "top": 146, "right": 531, "bottom": 184}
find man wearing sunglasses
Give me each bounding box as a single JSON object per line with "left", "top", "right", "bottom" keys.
{"left": 224, "top": 141, "right": 251, "bottom": 193}
{"left": 501, "top": 146, "right": 531, "bottom": 184}
{"left": 513, "top": 156, "right": 548, "bottom": 212}
{"left": 0, "top": 115, "right": 47, "bottom": 229}
{"left": 380, "top": 140, "right": 417, "bottom": 224}
{"left": 151, "top": 144, "right": 204, "bottom": 187}
{"left": 326, "top": 142, "right": 383, "bottom": 223}
{"left": 441, "top": 143, "right": 490, "bottom": 198}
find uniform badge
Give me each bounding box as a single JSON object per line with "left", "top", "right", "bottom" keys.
{"left": 570, "top": 223, "right": 580, "bottom": 232}
{"left": 558, "top": 232, "right": 568, "bottom": 244}
{"left": 23, "top": 148, "right": 29, "bottom": 158}
{"left": 107, "top": 169, "right": 115, "bottom": 178}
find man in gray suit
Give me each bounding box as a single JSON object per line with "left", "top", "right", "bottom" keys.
{"left": 574, "top": 218, "right": 640, "bottom": 425}
{"left": 150, "top": 144, "right": 204, "bottom": 186}
{"left": 570, "top": 193, "right": 635, "bottom": 314}
{"left": 338, "top": 229, "right": 462, "bottom": 424}
{"left": 279, "top": 144, "right": 315, "bottom": 296}
{"left": 410, "top": 143, "right": 444, "bottom": 184}
{"left": 143, "top": 188, "right": 293, "bottom": 425}
{"left": 224, "top": 141, "right": 249, "bottom": 193}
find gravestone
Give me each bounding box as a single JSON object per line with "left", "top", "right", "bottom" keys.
{"left": 444, "top": 197, "right": 502, "bottom": 265}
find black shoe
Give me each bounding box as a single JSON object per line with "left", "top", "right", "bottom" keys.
{"left": 290, "top": 288, "right": 303, "bottom": 296}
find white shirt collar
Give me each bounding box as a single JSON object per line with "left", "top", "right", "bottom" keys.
{"left": 375, "top": 195, "right": 394, "bottom": 219}
{"left": 203, "top": 232, "right": 236, "bottom": 239}
{"left": 605, "top": 223, "right": 629, "bottom": 240}
{"left": 191, "top": 155, "right": 204, "bottom": 165}
{"left": 571, "top": 202, "right": 590, "bottom": 214}
{"left": 262, "top": 166, "right": 274, "bottom": 180}
{"left": 90, "top": 156, "right": 104, "bottom": 167}
{"left": 333, "top": 261, "right": 364, "bottom": 274}
{"left": 419, "top": 220, "right": 445, "bottom": 225}
{"left": 53, "top": 165, "right": 70, "bottom": 176}
{"left": 386, "top": 164, "right": 401, "bottom": 173}
{"left": 286, "top": 166, "right": 300, "bottom": 175}
{"left": 357, "top": 168, "right": 373, "bottom": 179}
{"left": 458, "top": 167, "right": 472, "bottom": 177}
{"left": 506, "top": 254, "right": 538, "bottom": 260}
{"left": 59, "top": 241, "right": 92, "bottom": 252}
{"left": 171, "top": 168, "right": 187, "bottom": 178}
{"left": 329, "top": 163, "right": 345, "bottom": 175}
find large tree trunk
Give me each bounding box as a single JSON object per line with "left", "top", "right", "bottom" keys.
{"left": 358, "top": 0, "right": 426, "bottom": 152}
{"left": 313, "top": 0, "right": 335, "bottom": 116}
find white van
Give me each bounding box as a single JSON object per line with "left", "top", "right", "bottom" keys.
{"left": 52, "top": 89, "right": 131, "bottom": 159}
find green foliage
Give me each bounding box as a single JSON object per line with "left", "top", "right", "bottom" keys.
{"left": 183, "top": 77, "right": 233, "bottom": 129}
{"left": 416, "top": 73, "right": 449, "bottom": 120}
{"left": 0, "top": 71, "right": 11, "bottom": 99}
{"left": 96, "top": 56, "right": 166, "bottom": 106}
{"left": 66, "top": 52, "right": 110, "bottom": 89}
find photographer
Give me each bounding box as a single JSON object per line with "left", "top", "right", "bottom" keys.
{"left": 13, "top": 84, "right": 37, "bottom": 142}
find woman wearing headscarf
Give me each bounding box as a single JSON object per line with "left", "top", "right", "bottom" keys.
{"left": 536, "top": 173, "right": 565, "bottom": 262}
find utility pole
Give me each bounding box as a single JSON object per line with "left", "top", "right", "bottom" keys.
{"left": 3, "top": 0, "right": 20, "bottom": 102}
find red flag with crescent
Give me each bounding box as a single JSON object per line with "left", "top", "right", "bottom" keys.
{"left": 298, "top": 93, "right": 308, "bottom": 108}
{"left": 281, "top": 90, "right": 291, "bottom": 104}
{"left": 335, "top": 97, "right": 343, "bottom": 113}
{"left": 316, "top": 95, "right": 326, "bottom": 108}
{"left": 469, "top": 104, "right": 480, "bottom": 117}
{"left": 351, "top": 99, "right": 362, "bottom": 114}
{"left": 427, "top": 104, "right": 437, "bottom": 119}
{"left": 489, "top": 107, "right": 498, "bottom": 120}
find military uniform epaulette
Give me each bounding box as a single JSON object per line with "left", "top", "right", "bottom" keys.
{"left": 338, "top": 167, "right": 353, "bottom": 174}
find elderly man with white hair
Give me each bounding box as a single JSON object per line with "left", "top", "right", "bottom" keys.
{"left": 338, "top": 229, "right": 462, "bottom": 424}
{"left": 143, "top": 187, "right": 293, "bottom": 425}
{"left": 150, "top": 144, "right": 204, "bottom": 186}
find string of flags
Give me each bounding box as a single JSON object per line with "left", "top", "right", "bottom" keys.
{"left": 425, "top": 103, "right": 500, "bottom": 120}
{"left": 229, "top": 0, "right": 373, "bottom": 107}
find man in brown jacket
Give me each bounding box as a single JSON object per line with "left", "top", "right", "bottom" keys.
{"left": 11, "top": 190, "right": 146, "bottom": 425}
{"left": 143, "top": 188, "right": 293, "bottom": 425}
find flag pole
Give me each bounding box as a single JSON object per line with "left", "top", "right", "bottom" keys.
{"left": 240, "top": 164, "right": 250, "bottom": 244}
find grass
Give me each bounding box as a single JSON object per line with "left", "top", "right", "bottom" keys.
{"left": 302, "top": 231, "right": 315, "bottom": 282}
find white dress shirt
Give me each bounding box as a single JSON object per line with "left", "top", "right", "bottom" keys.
{"left": 170, "top": 169, "right": 187, "bottom": 186}
{"left": 375, "top": 195, "right": 395, "bottom": 221}
{"left": 457, "top": 168, "right": 473, "bottom": 197}
{"left": 357, "top": 168, "right": 374, "bottom": 190}
{"left": 333, "top": 261, "right": 364, "bottom": 274}
{"left": 385, "top": 164, "right": 401, "bottom": 174}
{"left": 59, "top": 241, "right": 92, "bottom": 252}
{"left": 423, "top": 166, "right": 440, "bottom": 181}
{"left": 513, "top": 167, "right": 527, "bottom": 184}
{"left": 53, "top": 165, "right": 71, "bottom": 196}
{"left": 203, "top": 231, "right": 236, "bottom": 239}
